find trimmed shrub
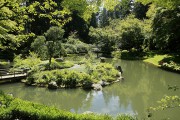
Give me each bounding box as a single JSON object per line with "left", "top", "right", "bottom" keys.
{"left": 91, "top": 63, "right": 119, "bottom": 83}
{"left": 76, "top": 44, "right": 89, "bottom": 53}
{"left": 42, "top": 59, "right": 74, "bottom": 70}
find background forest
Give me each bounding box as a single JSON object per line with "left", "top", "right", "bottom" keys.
{"left": 0, "top": 0, "right": 179, "bottom": 59}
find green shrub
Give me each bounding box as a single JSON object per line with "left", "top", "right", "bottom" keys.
{"left": 116, "top": 114, "right": 137, "bottom": 120}
{"left": 13, "top": 52, "right": 41, "bottom": 71}
{"left": 120, "top": 49, "right": 144, "bottom": 60}
{"left": 0, "top": 61, "right": 10, "bottom": 66}
{"left": 121, "top": 50, "right": 130, "bottom": 59}
{"left": 43, "top": 58, "right": 74, "bottom": 70}
{"left": 158, "top": 56, "right": 180, "bottom": 73}
{"left": 62, "top": 33, "right": 90, "bottom": 54}
{"left": 76, "top": 44, "right": 89, "bottom": 53}
{"left": 160, "top": 61, "right": 180, "bottom": 73}
{"left": 63, "top": 44, "right": 78, "bottom": 54}
{"left": 91, "top": 63, "right": 119, "bottom": 83}
{"left": 27, "top": 69, "right": 93, "bottom": 88}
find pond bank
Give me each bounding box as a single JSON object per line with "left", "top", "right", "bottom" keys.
{"left": 143, "top": 54, "right": 180, "bottom": 73}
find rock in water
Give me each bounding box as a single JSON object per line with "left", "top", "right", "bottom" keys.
{"left": 98, "top": 80, "right": 110, "bottom": 87}
{"left": 83, "top": 111, "right": 94, "bottom": 114}
{"left": 92, "top": 84, "right": 102, "bottom": 91}
{"left": 48, "top": 81, "right": 58, "bottom": 89}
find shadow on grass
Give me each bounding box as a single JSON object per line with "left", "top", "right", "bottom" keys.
{"left": 158, "top": 54, "right": 180, "bottom": 73}
{"left": 160, "top": 55, "right": 180, "bottom": 64}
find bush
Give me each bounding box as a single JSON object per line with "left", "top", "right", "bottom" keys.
{"left": 13, "top": 52, "right": 41, "bottom": 70}
{"left": 63, "top": 43, "right": 78, "bottom": 54}
{"left": 121, "top": 50, "right": 130, "bottom": 59}
{"left": 43, "top": 58, "right": 74, "bottom": 70}
{"left": 27, "top": 69, "right": 93, "bottom": 88}
{"left": 160, "top": 61, "right": 180, "bottom": 73}
{"left": 120, "top": 49, "right": 144, "bottom": 60}
{"left": 76, "top": 43, "right": 89, "bottom": 53}
{"left": 91, "top": 63, "right": 119, "bottom": 83}
{"left": 62, "top": 33, "right": 90, "bottom": 54}
{"left": 116, "top": 114, "right": 137, "bottom": 120}
{"left": 159, "top": 56, "right": 180, "bottom": 73}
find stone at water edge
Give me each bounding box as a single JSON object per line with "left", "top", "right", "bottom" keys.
{"left": 100, "top": 57, "right": 106, "bottom": 63}
{"left": 92, "top": 84, "right": 102, "bottom": 91}
{"left": 98, "top": 80, "right": 110, "bottom": 86}
{"left": 48, "top": 81, "right": 58, "bottom": 89}
{"left": 82, "top": 111, "right": 94, "bottom": 114}
{"left": 55, "top": 58, "right": 64, "bottom": 62}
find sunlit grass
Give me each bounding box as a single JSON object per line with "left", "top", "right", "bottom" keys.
{"left": 143, "top": 55, "right": 169, "bottom": 66}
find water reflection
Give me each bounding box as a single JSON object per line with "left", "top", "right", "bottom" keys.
{"left": 1, "top": 60, "right": 180, "bottom": 119}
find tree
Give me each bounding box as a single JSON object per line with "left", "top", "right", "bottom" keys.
{"left": 26, "top": 0, "right": 71, "bottom": 35}
{"left": 152, "top": 7, "right": 180, "bottom": 52}
{"left": 31, "top": 36, "right": 47, "bottom": 60}
{"left": 0, "top": 0, "right": 28, "bottom": 51}
{"left": 89, "top": 27, "right": 117, "bottom": 55}
{"left": 136, "top": 0, "right": 180, "bottom": 10}
{"left": 99, "top": 8, "right": 109, "bottom": 27}
{"left": 133, "top": 2, "right": 149, "bottom": 19}
{"left": 45, "top": 26, "right": 64, "bottom": 68}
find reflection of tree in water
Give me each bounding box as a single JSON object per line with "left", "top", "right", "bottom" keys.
{"left": 103, "top": 59, "right": 180, "bottom": 119}
{"left": 0, "top": 84, "right": 93, "bottom": 112}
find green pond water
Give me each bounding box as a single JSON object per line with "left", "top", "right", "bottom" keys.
{"left": 0, "top": 58, "right": 180, "bottom": 119}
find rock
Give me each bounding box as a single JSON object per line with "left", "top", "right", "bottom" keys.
{"left": 48, "top": 81, "right": 58, "bottom": 89}
{"left": 55, "top": 58, "right": 64, "bottom": 62}
{"left": 117, "top": 72, "right": 122, "bottom": 77}
{"left": 83, "top": 111, "right": 94, "bottom": 114}
{"left": 7, "top": 93, "right": 13, "bottom": 97}
{"left": 98, "top": 80, "right": 110, "bottom": 87}
{"left": 117, "top": 76, "right": 124, "bottom": 81}
{"left": 116, "top": 65, "right": 123, "bottom": 73}
{"left": 92, "top": 84, "right": 102, "bottom": 91}
{"left": 100, "top": 57, "right": 106, "bottom": 63}
{"left": 119, "top": 76, "right": 124, "bottom": 80}
{"left": 82, "top": 81, "right": 93, "bottom": 89}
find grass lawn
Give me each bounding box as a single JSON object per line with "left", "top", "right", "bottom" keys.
{"left": 143, "top": 54, "right": 169, "bottom": 66}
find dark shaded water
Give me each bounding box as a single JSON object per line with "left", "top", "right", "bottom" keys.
{"left": 0, "top": 59, "right": 180, "bottom": 119}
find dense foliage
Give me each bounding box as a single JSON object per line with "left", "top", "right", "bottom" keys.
{"left": 1, "top": 0, "right": 179, "bottom": 59}
{"left": 25, "top": 62, "right": 119, "bottom": 89}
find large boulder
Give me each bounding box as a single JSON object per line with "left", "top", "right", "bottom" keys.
{"left": 100, "top": 57, "right": 106, "bottom": 63}
{"left": 48, "top": 81, "right": 58, "bottom": 89}
{"left": 92, "top": 84, "right": 102, "bottom": 91}
{"left": 98, "top": 80, "right": 110, "bottom": 87}
{"left": 55, "top": 58, "right": 64, "bottom": 62}
{"left": 82, "top": 81, "right": 93, "bottom": 89}
{"left": 83, "top": 111, "right": 94, "bottom": 114}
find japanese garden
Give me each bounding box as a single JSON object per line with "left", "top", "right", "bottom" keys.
{"left": 0, "top": 0, "right": 180, "bottom": 120}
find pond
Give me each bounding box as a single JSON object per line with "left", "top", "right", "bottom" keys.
{"left": 0, "top": 59, "right": 180, "bottom": 119}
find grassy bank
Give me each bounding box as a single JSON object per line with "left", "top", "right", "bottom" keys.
{"left": 0, "top": 91, "right": 136, "bottom": 120}
{"left": 143, "top": 55, "right": 168, "bottom": 66}
{"left": 143, "top": 54, "right": 180, "bottom": 73}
